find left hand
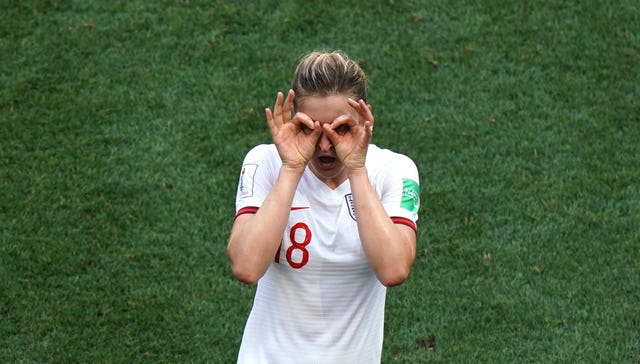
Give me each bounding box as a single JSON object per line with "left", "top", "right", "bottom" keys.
{"left": 322, "top": 99, "right": 374, "bottom": 171}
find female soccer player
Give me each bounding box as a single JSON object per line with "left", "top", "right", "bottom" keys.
{"left": 227, "top": 50, "right": 420, "bottom": 363}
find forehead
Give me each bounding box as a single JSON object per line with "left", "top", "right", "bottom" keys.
{"left": 296, "top": 94, "right": 357, "bottom": 123}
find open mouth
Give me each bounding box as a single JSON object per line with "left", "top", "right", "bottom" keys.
{"left": 318, "top": 156, "right": 337, "bottom": 168}
{"left": 319, "top": 156, "right": 336, "bottom": 163}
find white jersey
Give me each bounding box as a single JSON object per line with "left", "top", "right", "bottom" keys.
{"left": 234, "top": 144, "right": 420, "bottom": 364}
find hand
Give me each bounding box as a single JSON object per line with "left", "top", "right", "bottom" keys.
{"left": 323, "top": 99, "right": 374, "bottom": 171}
{"left": 266, "top": 90, "right": 322, "bottom": 171}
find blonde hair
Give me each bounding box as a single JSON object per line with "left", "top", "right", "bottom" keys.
{"left": 292, "top": 50, "right": 368, "bottom": 110}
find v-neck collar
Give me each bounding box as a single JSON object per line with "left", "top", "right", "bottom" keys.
{"left": 304, "top": 166, "right": 350, "bottom": 193}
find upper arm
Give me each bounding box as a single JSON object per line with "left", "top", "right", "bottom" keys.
{"left": 395, "top": 222, "right": 417, "bottom": 263}
{"left": 228, "top": 213, "right": 254, "bottom": 249}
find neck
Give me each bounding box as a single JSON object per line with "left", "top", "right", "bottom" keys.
{"left": 308, "top": 163, "right": 347, "bottom": 189}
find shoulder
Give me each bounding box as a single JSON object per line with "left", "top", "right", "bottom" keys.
{"left": 243, "top": 144, "right": 280, "bottom": 164}
{"left": 245, "top": 143, "right": 278, "bottom": 157}
{"left": 366, "top": 144, "right": 418, "bottom": 174}
{"left": 240, "top": 144, "right": 282, "bottom": 181}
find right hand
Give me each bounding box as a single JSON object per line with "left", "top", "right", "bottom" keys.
{"left": 266, "top": 90, "right": 322, "bottom": 171}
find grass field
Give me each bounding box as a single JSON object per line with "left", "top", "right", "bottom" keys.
{"left": 1, "top": 0, "right": 639, "bottom": 362}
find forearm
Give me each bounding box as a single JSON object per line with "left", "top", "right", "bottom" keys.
{"left": 227, "top": 167, "right": 303, "bottom": 284}
{"left": 348, "top": 168, "right": 416, "bottom": 286}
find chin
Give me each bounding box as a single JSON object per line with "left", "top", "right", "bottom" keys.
{"left": 309, "top": 162, "right": 345, "bottom": 179}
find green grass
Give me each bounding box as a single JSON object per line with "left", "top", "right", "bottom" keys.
{"left": 1, "top": 0, "right": 638, "bottom": 362}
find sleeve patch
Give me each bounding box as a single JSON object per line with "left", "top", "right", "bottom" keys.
{"left": 401, "top": 178, "right": 420, "bottom": 213}
{"left": 238, "top": 164, "right": 258, "bottom": 198}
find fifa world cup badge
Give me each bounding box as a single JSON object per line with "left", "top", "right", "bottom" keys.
{"left": 238, "top": 164, "right": 258, "bottom": 198}
{"left": 401, "top": 179, "right": 420, "bottom": 213}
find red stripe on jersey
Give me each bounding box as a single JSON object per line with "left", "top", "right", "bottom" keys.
{"left": 391, "top": 217, "right": 417, "bottom": 233}
{"left": 235, "top": 206, "right": 308, "bottom": 219}
{"left": 236, "top": 206, "right": 259, "bottom": 218}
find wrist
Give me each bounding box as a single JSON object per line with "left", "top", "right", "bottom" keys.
{"left": 346, "top": 166, "right": 368, "bottom": 179}
{"left": 280, "top": 164, "right": 306, "bottom": 179}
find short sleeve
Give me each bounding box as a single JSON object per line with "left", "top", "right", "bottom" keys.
{"left": 235, "top": 144, "right": 280, "bottom": 216}
{"left": 379, "top": 154, "right": 420, "bottom": 231}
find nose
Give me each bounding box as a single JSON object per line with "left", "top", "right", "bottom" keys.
{"left": 317, "top": 131, "right": 333, "bottom": 152}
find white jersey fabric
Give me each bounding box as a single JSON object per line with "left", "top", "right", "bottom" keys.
{"left": 234, "top": 144, "right": 420, "bottom": 364}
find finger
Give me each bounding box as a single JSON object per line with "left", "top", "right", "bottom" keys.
{"left": 347, "top": 99, "right": 373, "bottom": 126}
{"left": 311, "top": 120, "right": 323, "bottom": 137}
{"left": 364, "top": 119, "right": 374, "bottom": 137}
{"left": 347, "top": 98, "right": 373, "bottom": 119}
{"left": 272, "top": 92, "right": 284, "bottom": 125}
{"left": 331, "top": 114, "right": 358, "bottom": 129}
{"left": 322, "top": 122, "right": 339, "bottom": 143}
{"left": 347, "top": 98, "right": 360, "bottom": 112}
{"left": 292, "top": 112, "right": 316, "bottom": 130}
{"left": 265, "top": 107, "right": 277, "bottom": 135}
{"left": 308, "top": 120, "right": 323, "bottom": 143}
{"left": 358, "top": 99, "right": 375, "bottom": 126}
{"left": 281, "top": 89, "right": 295, "bottom": 123}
